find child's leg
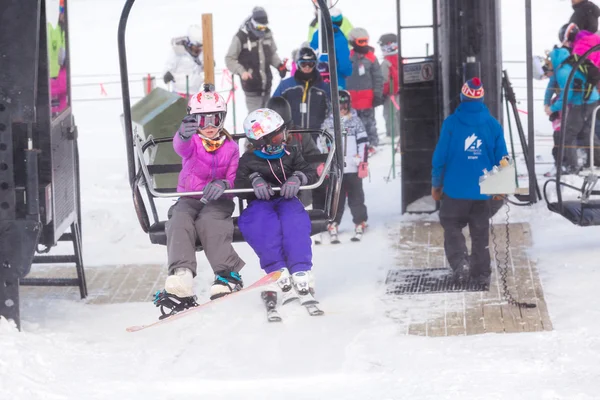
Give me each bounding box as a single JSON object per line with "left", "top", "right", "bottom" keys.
{"left": 345, "top": 173, "right": 368, "bottom": 225}
{"left": 237, "top": 200, "right": 286, "bottom": 274}
{"left": 195, "top": 199, "right": 245, "bottom": 275}
{"left": 357, "top": 108, "right": 379, "bottom": 147}
{"left": 468, "top": 200, "right": 491, "bottom": 278}
{"left": 383, "top": 97, "right": 392, "bottom": 137}
{"left": 166, "top": 198, "right": 203, "bottom": 276}
{"left": 438, "top": 197, "right": 470, "bottom": 271}
{"left": 333, "top": 176, "right": 349, "bottom": 225}
{"left": 276, "top": 198, "right": 313, "bottom": 274}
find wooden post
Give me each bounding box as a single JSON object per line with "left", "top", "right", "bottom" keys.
{"left": 202, "top": 14, "right": 215, "bottom": 85}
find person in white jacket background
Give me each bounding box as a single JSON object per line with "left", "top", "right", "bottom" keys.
{"left": 163, "top": 25, "right": 204, "bottom": 97}
{"left": 320, "top": 89, "right": 369, "bottom": 242}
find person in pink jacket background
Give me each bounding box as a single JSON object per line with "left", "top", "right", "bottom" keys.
{"left": 164, "top": 85, "right": 245, "bottom": 302}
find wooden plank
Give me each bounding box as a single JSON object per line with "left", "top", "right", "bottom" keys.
{"left": 201, "top": 14, "right": 214, "bottom": 85}
{"left": 463, "top": 292, "right": 486, "bottom": 335}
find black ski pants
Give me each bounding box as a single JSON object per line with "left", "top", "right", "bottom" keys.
{"left": 334, "top": 173, "right": 368, "bottom": 225}
{"left": 439, "top": 196, "right": 491, "bottom": 278}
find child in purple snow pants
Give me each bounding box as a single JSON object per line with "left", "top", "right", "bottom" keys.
{"left": 235, "top": 108, "right": 318, "bottom": 286}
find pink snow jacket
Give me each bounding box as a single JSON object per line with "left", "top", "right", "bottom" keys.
{"left": 173, "top": 129, "right": 240, "bottom": 197}
{"left": 573, "top": 30, "right": 600, "bottom": 69}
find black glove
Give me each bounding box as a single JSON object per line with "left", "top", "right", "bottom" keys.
{"left": 179, "top": 115, "right": 198, "bottom": 140}
{"left": 280, "top": 171, "right": 307, "bottom": 199}
{"left": 373, "top": 96, "right": 384, "bottom": 108}
{"left": 250, "top": 173, "right": 275, "bottom": 200}
{"left": 277, "top": 61, "right": 288, "bottom": 79}
{"left": 163, "top": 71, "right": 175, "bottom": 84}
{"left": 202, "top": 179, "right": 229, "bottom": 202}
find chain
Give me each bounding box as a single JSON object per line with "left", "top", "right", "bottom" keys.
{"left": 490, "top": 202, "right": 536, "bottom": 309}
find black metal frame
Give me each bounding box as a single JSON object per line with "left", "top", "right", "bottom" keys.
{"left": 118, "top": 0, "right": 345, "bottom": 243}
{"left": 0, "top": 0, "right": 87, "bottom": 330}
{"left": 397, "top": 0, "right": 441, "bottom": 214}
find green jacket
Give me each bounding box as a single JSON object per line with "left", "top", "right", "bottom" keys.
{"left": 308, "top": 17, "right": 353, "bottom": 48}
{"left": 47, "top": 23, "right": 66, "bottom": 79}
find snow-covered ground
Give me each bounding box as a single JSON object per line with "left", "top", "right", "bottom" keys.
{"left": 2, "top": 0, "right": 600, "bottom": 399}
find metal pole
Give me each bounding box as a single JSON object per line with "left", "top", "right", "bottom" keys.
{"left": 525, "top": 0, "right": 536, "bottom": 203}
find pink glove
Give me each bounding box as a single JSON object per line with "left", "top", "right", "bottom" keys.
{"left": 316, "top": 162, "right": 325, "bottom": 177}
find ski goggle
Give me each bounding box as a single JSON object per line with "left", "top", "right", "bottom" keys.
{"left": 297, "top": 60, "right": 316, "bottom": 69}
{"left": 380, "top": 43, "right": 398, "bottom": 54}
{"left": 252, "top": 19, "right": 268, "bottom": 31}
{"left": 354, "top": 38, "right": 369, "bottom": 46}
{"left": 193, "top": 112, "right": 225, "bottom": 130}
{"left": 250, "top": 126, "right": 286, "bottom": 148}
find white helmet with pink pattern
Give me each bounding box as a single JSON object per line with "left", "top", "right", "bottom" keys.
{"left": 187, "top": 84, "right": 227, "bottom": 129}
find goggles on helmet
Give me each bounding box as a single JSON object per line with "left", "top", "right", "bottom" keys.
{"left": 250, "top": 125, "right": 287, "bottom": 149}
{"left": 252, "top": 19, "right": 268, "bottom": 31}
{"left": 193, "top": 112, "right": 225, "bottom": 130}
{"left": 297, "top": 59, "right": 317, "bottom": 69}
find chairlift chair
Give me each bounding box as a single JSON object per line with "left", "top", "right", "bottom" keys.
{"left": 543, "top": 44, "right": 600, "bottom": 226}
{"left": 118, "top": 0, "right": 346, "bottom": 247}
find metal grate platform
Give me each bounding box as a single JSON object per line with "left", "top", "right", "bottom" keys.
{"left": 385, "top": 268, "right": 489, "bottom": 294}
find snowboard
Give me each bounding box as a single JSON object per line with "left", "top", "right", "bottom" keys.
{"left": 126, "top": 270, "right": 282, "bottom": 332}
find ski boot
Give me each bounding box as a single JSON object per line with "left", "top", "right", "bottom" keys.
{"left": 275, "top": 267, "right": 298, "bottom": 305}
{"left": 328, "top": 222, "right": 340, "bottom": 244}
{"left": 210, "top": 271, "right": 244, "bottom": 300}
{"left": 351, "top": 222, "right": 367, "bottom": 242}
{"left": 291, "top": 271, "right": 324, "bottom": 316}
{"left": 164, "top": 267, "right": 194, "bottom": 298}
{"left": 155, "top": 268, "right": 198, "bottom": 320}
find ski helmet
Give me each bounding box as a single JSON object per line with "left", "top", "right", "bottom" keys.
{"left": 243, "top": 108, "right": 287, "bottom": 154}
{"left": 559, "top": 22, "right": 579, "bottom": 44}
{"left": 378, "top": 33, "right": 398, "bottom": 55}
{"left": 187, "top": 84, "right": 227, "bottom": 130}
{"left": 339, "top": 90, "right": 351, "bottom": 110}
{"left": 330, "top": 8, "right": 343, "bottom": 26}
{"left": 348, "top": 27, "right": 370, "bottom": 47}
{"left": 266, "top": 96, "right": 293, "bottom": 127}
{"left": 295, "top": 47, "right": 318, "bottom": 69}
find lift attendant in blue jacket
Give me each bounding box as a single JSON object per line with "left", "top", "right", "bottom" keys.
{"left": 431, "top": 77, "right": 509, "bottom": 285}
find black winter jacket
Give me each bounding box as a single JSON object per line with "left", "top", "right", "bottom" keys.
{"left": 234, "top": 147, "right": 318, "bottom": 201}
{"left": 570, "top": 0, "right": 600, "bottom": 33}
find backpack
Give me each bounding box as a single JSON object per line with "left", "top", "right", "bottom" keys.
{"left": 562, "top": 31, "right": 600, "bottom": 100}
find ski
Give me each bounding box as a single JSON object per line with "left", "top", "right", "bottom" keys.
{"left": 304, "top": 303, "right": 325, "bottom": 316}
{"left": 261, "top": 291, "right": 282, "bottom": 322}
{"left": 298, "top": 291, "right": 325, "bottom": 316}
{"left": 126, "top": 270, "right": 282, "bottom": 332}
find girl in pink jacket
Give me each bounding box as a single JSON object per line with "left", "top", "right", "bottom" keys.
{"left": 163, "top": 85, "right": 245, "bottom": 302}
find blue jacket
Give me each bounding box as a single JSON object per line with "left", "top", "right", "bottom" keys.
{"left": 543, "top": 74, "right": 558, "bottom": 106}
{"left": 549, "top": 46, "right": 600, "bottom": 113}
{"left": 310, "top": 26, "right": 353, "bottom": 89}
{"left": 273, "top": 70, "right": 331, "bottom": 129}
{"left": 432, "top": 102, "right": 509, "bottom": 200}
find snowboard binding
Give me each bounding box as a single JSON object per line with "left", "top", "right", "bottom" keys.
{"left": 153, "top": 290, "right": 199, "bottom": 320}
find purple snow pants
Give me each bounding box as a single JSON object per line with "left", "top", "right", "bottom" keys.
{"left": 237, "top": 197, "right": 313, "bottom": 274}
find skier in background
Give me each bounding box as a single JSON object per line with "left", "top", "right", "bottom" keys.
{"left": 431, "top": 77, "right": 509, "bottom": 286}
{"left": 48, "top": 0, "right": 68, "bottom": 116}
{"left": 346, "top": 27, "right": 384, "bottom": 150}
{"left": 235, "top": 108, "right": 319, "bottom": 303}
{"left": 379, "top": 33, "right": 400, "bottom": 140}
{"left": 320, "top": 90, "right": 369, "bottom": 243}
{"left": 163, "top": 25, "right": 205, "bottom": 98}
{"left": 225, "top": 7, "right": 287, "bottom": 112}
{"left": 160, "top": 85, "right": 245, "bottom": 310}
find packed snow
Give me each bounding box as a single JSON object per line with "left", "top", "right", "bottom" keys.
{"left": 2, "top": 0, "right": 600, "bottom": 399}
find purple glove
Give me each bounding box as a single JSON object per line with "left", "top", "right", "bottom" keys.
{"left": 202, "top": 179, "right": 229, "bottom": 201}
{"left": 250, "top": 173, "right": 275, "bottom": 200}
{"left": 179, "top": 115, "right": 198, "bottom": 140}
{"left": 281, "top": 172, "right": 307, "bottom": 199}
